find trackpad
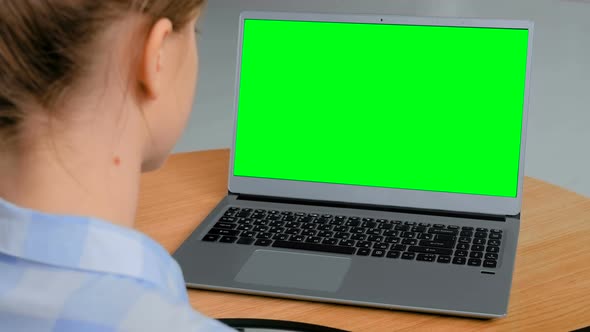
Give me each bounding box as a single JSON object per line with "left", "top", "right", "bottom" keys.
{"left": 235, "top": 250, "right": 351, "bottom": 293}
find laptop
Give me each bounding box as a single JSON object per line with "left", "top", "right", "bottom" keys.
{"left": 174, "top": 11, "right": 534, "bottom": 319}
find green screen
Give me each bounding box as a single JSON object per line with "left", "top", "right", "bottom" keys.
{"left": 234, "top": 19, "right": 529, "bottom": 198}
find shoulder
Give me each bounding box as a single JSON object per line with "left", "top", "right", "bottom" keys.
{"left": 0, "top": 262, "right": 233, "bottom": 332}
{"left": 61, "top": 274, "right": 234, "bottom": 332}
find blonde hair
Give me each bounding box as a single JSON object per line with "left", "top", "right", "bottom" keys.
{"left": 0, "top": 0, "right": 204, "bottom": 141}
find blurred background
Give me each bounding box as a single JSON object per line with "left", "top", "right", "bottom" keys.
{"left": 174, "top": 0, "right": 590, "bottom": 197}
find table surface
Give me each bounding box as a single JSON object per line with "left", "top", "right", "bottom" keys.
{"left": 136, "top": 150, "right": 590, "bottom": 332}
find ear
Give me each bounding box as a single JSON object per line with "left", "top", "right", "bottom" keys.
{"left": 139, "top": 18, "right": 173, "bottom": 99}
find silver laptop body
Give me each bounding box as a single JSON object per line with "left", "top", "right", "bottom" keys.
{"left": 174, "top": 11, "right": 534, "bottom": 318}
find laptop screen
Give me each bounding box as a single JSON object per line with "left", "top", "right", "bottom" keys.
{"left": 233, "top": 18, "right": 530, "bottom": 198}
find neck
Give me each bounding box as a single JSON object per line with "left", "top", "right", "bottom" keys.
{"left": 0, "top": 105, "right": 147, "bottom": 228}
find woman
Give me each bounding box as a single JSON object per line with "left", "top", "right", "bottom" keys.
{"left": 0, "top": 1, "right": 233, "bottom": 331}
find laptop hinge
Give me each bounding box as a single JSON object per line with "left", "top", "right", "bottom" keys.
{"left": 233, "top": 193, "right": 514, "bottom": 222}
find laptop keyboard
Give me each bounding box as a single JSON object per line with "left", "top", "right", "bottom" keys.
{"left": 202, "top": 207, "right": 503, "bottom": 268}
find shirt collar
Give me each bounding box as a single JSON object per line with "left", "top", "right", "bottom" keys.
{"left": 0, "top": 198, "right": 187, "bottom": 300}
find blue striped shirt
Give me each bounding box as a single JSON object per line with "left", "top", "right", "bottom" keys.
{"left": 0, "top": 198, "right": 234, "bottom": 332}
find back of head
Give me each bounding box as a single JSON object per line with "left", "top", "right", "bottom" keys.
{"left": 0, "top": 0, "right": 204, "bottom": 144}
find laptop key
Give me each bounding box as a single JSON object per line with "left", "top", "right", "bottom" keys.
{"left": 305, "top": 237, "right": 323, "bottom": 244}
{"left": 395, "top": 225, "right": 410, "bottom": 232}
{"left": 356, "top": 248, "right": 371, "bottom": 256}
{"left": 419, "top": 240, "right": 454, "bottom": 248}
{"left": 469, "top": 251, "right": 483, "bottom": 259}
{"left": 203, "top": 234, "right": 219, "bottom": 242}
{"left": 490, "top": 229, "right": 503, "bottom": 234}
{"left": 367, "top": 235, "right": 383, "bottom": 242}
{"left": 385, "top": 236, "right": 401, "bottom": 244}
{"left": 317, "top": 231, "right": 334, "bottom": 238}
{"left": 241, "top": 231, "right": 256, "bottom": 238}
{"left": 350, "top": 227, "right": 365, "bottom": 234}
{"left": 373, "top": 243, "right": 389, "bottom": 250}
{"left": 335, "top": 232, "right": 350, "bottom": 239}
{"left": 252, "top": 225, "right": 269, "bottom": 232}
{"left": 237, "top": 237, "right": 255, "bottom": 245}
{"left": 456, "top": 243, "right": 469, "bottom": 250}
{"left": 371, "top": 249, "right": 386, "bottom": 257}
{"left": 485, "top": 253, "right": 499, "bottom": 260}
{"left": 452, "top": 257, "right": 467, "bottom": 265}
{"left": 301, "top": 223, "right": 316, "bottom": 230}
{"left": 392, "top": 244, "right": 407, "bottom": 251}
{"left": 401, "top": 239, "right": 418, "bottom": 245}
{"left": 458, "top": 237, "right": 471, "bottom": 243}
{"left": 329, "top": 219, "right": 344, "bottom": 226}
{"left": 237, "top": 211, "right": 252, "bottom": 218}
{"left": 473, "top": 238, "right": 486, "bottom": 245}
{"left": 272, "top": 241, "right": 356, "bottom": 255}
{"left": 285, "top": 221, "right": 300, "bottom": 228}
{"left": 269, "top": 226, "right": 285, "bottom": 234}
{"left": 474, "top": 231, "right": 487, "bottom": 238}
{"left": 468, "top": 258, "right": 482, "bottom": 267}
{"left": 437, "top": 255, "right": 451, "bottom": 264}
{"left": 219, "top": 217, "right": 237, "bottom": 223}
{"left": 209, "top": 229, "right": 240, "bottom": 237}
{"left": 220, "top": 236, "right": 238, "bottom": 243}
{"left": 487, "top": 246, "right": 500, "bottom": 253}
{"left": 416, "top": 254, "right": 436, "bottom": 262}
{"left": 339, "top": 239, "right": 355, "bottom": 247}
{"left": 356, "top": 241, "right": 372, "bottom": 249}
{"left": 489, "top": 233, "right": 502, "bottom": 240}
{"left": 460, "top": 230, "right": 473, "bottom": 237}
{"left": 272, "top": 233, "right": 289, "bottom": 241}
{"left": 237, "top": 224, "right": 253, "bottom": 231}
{"left": 351, "top": 234, "right": 367, "bottom": 241}
{"left": 408, "top": 246, "right": 452, "bottom": 256}
{"left": 268, "top": 221, "right": 285, "bottom": 227}
{"left": 344, "top": 220, "right": 360, "bottom": 227}
{"left": 322, "top": 238, "right": 338, "bottom": 245}
{"left": 471, "top": 245, "right": 485, "bottom": 252}
{"left": 386, "top": 251, "right": 401, "bottom": 259}
{"left": 455, "top": 250, "right": 468, "bottom": 257}
{"left": 334, "top": 226, "right": 348, "bottom": 232}
{"left": 417, "top": 233, "right": 434, "bottom": 240}
{"left": 301, "top": 229, "right": 317, "bottom": 237}
{"left": 401, "top": 252, "right": 416, "bottom": 260}
{"left": 365, "top": 229, "right": 382, "bottom": 236}
{"left": 434, "top": 234, "right": 455, "bottom": 241}
{"left": 429, "top": 228, "right": 457, "bottom": 236}
{"left": 290, "top": 235, "right": 305, "bottom": 242}
{"left": 256, "top": 232, "right": 273, "bottom": 240}
{"left": 400, "top": 231, "right": 416, "bottom": 239}
{"left": 254, "top": 239, "right": 272, "bottom": 247}
{"left": 483, "top": 260, "right": 498, "bottom": 268}
{"left": 285, "top": 228, "right": 300, "bottom": 235}
{"left": 378, "top": 223, "right": 394, "bottom": 230}
{"left": 412, "top": 226, "right": 427, "bottom": 233}
{"left": 488, "top": 239, "right": 501, "bottom": 246}
{"left": 383, "top": 230, "right": 399, "bottom": 237}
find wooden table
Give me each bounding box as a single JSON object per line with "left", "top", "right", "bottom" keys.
{"left": 136, "top": 150, "right": 590, "bottom": 331}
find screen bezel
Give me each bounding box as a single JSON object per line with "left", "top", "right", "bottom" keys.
{"left": 228, "top": 11, "right": 534, "bottom": 216}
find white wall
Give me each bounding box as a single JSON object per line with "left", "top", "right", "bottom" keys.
{"left": 175, "top": 0, "right": 590, "bottom": 197}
